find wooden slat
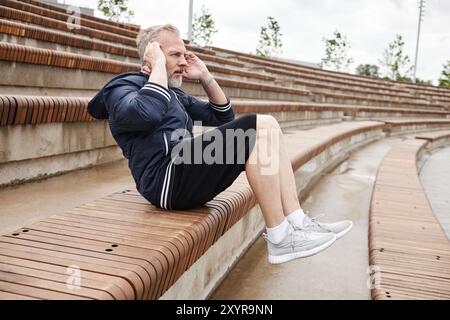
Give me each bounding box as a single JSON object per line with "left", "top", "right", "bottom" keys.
{"left": 369, "top": 136, "right": 450, "bottom": 300}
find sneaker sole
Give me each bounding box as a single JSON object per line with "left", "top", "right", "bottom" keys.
{"left": 267, "top": 235, "right": 337, "bottom": 264}
{"left": 335, "top": 221, "right": 353, "bottom": 239}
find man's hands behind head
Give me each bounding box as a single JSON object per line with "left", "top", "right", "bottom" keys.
{"left": 143, "top": 41, "right": 166, "bottom": 69}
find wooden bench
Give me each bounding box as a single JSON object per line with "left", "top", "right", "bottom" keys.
{"left": 3, "top": 118, "right": 450, "bottom": 299}
{"left": 0, "top": 120, "right": 389, "bottom": 299}
{"left": 369, "top": 131, "right": 450, "bottom": 300}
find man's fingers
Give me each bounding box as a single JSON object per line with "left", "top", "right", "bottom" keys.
{"left": 185, "top": 51, "right": 196, "bottom": 60}
{"left": 141, "top": 65, "right": 151, "bottom": 74}
{"left": 146, "top": 41, "right": 161, "bottom": 52}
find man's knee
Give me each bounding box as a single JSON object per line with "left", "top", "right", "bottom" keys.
{"left": 256, "top": 114, "right": 280, "bottom": 130}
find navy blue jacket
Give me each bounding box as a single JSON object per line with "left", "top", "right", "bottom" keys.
{"left": 87, "top": 72, "right": 235, "bottom": 207}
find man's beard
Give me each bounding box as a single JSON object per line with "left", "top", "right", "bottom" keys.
{"left": 168, "top": 72, "right": 183, "bottom": 88}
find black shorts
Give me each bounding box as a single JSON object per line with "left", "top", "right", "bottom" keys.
{"left": 165, "top": 113, "right": 257, "bottom": 210}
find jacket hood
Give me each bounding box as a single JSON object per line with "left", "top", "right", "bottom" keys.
{"left": 87, "top": 72, "right": 146, "bottom": 119}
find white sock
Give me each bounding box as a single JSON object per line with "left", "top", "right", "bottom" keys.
{"left": 286, "top": 208, "right": 306, "bottom": 227}
{"left": 266, "top": 219, "right": 290, "bottom": 244}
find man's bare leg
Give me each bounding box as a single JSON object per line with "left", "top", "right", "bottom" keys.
{"left": 245, "top": 115, "right": 302, "bottom": 227}
{"left": 245, "top": 115, "right": 286, "bottom": 228}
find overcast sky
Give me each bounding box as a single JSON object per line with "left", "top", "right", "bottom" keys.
{"left": 62, "top": 0, "right": 449, "bottom": 84}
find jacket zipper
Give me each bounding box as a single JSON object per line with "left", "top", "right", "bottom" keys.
{"left": 172, "top": 90, "right": 189, "bottom": 139}
{"left": 163, "top": 132, "right": 169, "bottom": 155}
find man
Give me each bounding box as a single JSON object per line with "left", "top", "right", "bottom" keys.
{"left": 88, "top": 24, "right": 352, "bottom": 264}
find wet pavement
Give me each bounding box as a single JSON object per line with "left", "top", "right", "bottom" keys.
{"left": 210, "top": 138, "right": 405, "bottom": 300}
{"left": 419, "top": 146, "right": 450, "bottom": 240}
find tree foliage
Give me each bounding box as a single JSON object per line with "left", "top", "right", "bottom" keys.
{"left": 320, "top": 30, "right": 353, "bottom": 72}
{"left": 379, "top": 34, "right": 413, "bottom": 81}
{"left": 191, "top": 6, "right": 218, "bottom": 47}
{"left": 97, "top": 0, "right": 134, "bottom": 23}
{"left": 255, "top": 16, "right": 283, "bottom": 58}
{"left": 438, "top": 60, "right": 450, "bottom": 88}
{"left": 356, "top": 64, "right": 380, "bottom": 78}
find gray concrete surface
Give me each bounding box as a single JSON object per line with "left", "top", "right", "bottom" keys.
{"left": 210, "top": 137, "right": 409, "bottom": 300}
{"left": 0, "top": 159, "right": 134, "bottom": 235}
{"left": 420, "top": 146, "right": 450, "bottom": 240}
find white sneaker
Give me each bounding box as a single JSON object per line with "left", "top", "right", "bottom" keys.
{"left": 263, "top": 225, "right": 336, "bottom": 264}
{"left": 298, "top": 215, "right": 353, "bottom": 239}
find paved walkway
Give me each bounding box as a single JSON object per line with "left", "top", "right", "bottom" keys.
{"left": 420, "top": 146, "right": 450, "bottom": 240}
{"left": 210, "top": 137, "right": 411, "bottom": 300}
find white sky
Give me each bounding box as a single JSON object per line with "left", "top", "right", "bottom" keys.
{"left": 61, "top": 0, "right": 450, "bottom": 84}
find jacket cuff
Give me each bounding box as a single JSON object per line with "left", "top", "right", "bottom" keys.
{"left": 209, "top": 98, "right": 232, "bottom": 112}
{"left": 140, "top": 81, "right": 171, "bottom": 105}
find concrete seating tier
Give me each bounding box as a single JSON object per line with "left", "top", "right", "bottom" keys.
{"left": 0, "top": 19, "right": 219, "bottom": 66}
{"left": 403, "top": 83, "right": 450, "bottom": 99}
{"left": 16, "top": 0, "right": 140, "bottom": 32}
{"left": 2, "top": 41, "right": 444, "bottom": 111}
{"left": 382, "top": 119, "right": 450, "bottom": 136}
{"left": 266, "top": 67, "right": 443, "bottom": 110}
{"left": 255, "top": 65, "right": 410, "bottom": 94}
{"left": 3, "top": 94, "right": 450, "bottom": 129}
{"left": 0, "top": 42, "right": 136, "bottom": 75}
{"left": 233, "top": 54, "right": 398, "bottom": 88}
{"left": 208, "top": 50, "right": 445, "bottom": 110}
{"left": 3, "top": 92, "right": 450, "bottom": 187}
{"left": 0, "top": 43, "right": 311, "bottom": 100}
{"left": 3, "top": 4, "right": 449, "bottom": 111}
{"left": 232, "top": 101, "right": 450, "bottom": 122}
{"left": 0, "top": 5, "right": 137, "bottom": 47}
{"left": 313, "top": 91, "right": 442, "bottom": 111}
{"left": 2, "top": 0, "right": 138, "bottom": 38}
{"left": 0, "top": 95, "right": 92, "bottom": 126}
{"left": 0, "top": 3, "right": 219, "bottom": 59}
{"left": 369, "top": 131, "right": 450, "bottom": 300}
{"left": 0, "top": 19, "right": 138, "bottom": 58}
{"left": 209, "top": 46, "right": 450, "bottom": 106}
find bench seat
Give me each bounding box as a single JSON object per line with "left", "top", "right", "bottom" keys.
{"left": 369, "top": 131, "right": 450, "bottom": 300}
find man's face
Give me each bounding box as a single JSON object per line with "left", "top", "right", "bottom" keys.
{"left": 155, "top": 30, "right": 187, "bottom": 87}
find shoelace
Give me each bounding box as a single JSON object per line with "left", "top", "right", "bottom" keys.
{"left": 301, "top": 213, "right": 332, "bottom": 232}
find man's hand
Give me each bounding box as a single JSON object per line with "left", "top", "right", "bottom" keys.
{"left": 143, "top": 41, "right": 166, "bottom": 69}
{"left": 182, "top": 52, "right": 210, "bottom": 82}
{"left": 143, "top": 41, "right": 168, "bottom": 88}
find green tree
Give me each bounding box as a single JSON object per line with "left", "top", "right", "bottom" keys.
{"left": 191, "top": 6, "right": 218, "bottom": 47}
{"left": 255, "top": 16, "right": 283, "bottom": 57}
{"left": 438, "top": 60, "right": 450, "bottom": 88}
{"left": 416, "top": 78, "right": 432, "bottom": 85}
{"left": 320, "top": 30, "right": 353, "bottom": 72}
{"left": 394, "top": 76, "right": 431, "bottom": 84}
{"left": 379, "top": 34, "right": 413, "bottom": 81}
{"left": 356, "top": 64, "right": 380, "bottom": 78}
{"left": 97, "top": 0, "right": 134, "bottom": 23}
